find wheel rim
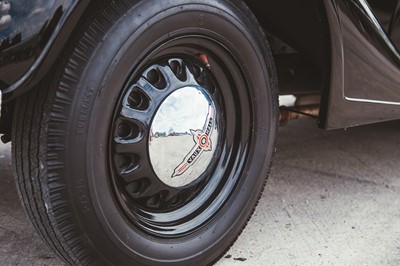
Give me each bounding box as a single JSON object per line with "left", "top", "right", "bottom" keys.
{"left": 108, "top": 36, "right": 252, "bottom": 237}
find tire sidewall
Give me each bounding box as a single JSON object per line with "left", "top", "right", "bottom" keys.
{"left": 63, "top": 0, "right": 277, "bottom": 264}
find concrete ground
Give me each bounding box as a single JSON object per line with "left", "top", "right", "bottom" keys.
{"left": 1, "top": 118, "right": 400, "bottom": 265}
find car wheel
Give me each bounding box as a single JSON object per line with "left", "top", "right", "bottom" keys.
{"left": 12, "top": 0, "right": 278, "bottom": 265}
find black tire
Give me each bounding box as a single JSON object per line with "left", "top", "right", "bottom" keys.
{"left": 12, "top": 0, "right": 278, "bottom": 265}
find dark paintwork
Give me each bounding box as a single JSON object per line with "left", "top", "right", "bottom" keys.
{"left": 0, "top": 0, "right": 93, "bottom": 102}
{"left": 367, "top": 0, "right": 397, "bottom": 33}
{"left": 321, "top": 0, "right": 400, "bottom": 129}
{"left": 0, "top": 1, "right": 71, "bottom": 90}
{"left": 1, "top": 0, "right": 400, "bottom": 129}
{"left": 389, "top": 1, "right": 400, "bottom": 48}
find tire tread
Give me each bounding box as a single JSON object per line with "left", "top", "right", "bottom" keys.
{"left": 12, "top": 81, "right": 78, "bottom": 265}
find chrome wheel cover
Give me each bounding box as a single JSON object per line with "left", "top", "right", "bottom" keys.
{"left": 149, "top": 86, "right": 219, "bottom": 188}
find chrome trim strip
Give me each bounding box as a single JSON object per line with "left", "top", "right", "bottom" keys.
{"left": 345, "top": 96, "right": 400, "bottom": 106}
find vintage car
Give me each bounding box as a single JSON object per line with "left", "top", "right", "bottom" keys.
{"left": 0, "top": 0, "right": 399, "bottom": 265}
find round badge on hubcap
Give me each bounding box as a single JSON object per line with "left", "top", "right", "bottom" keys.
{"left": 149, "top": 86, "right": 219, "bottom": 188}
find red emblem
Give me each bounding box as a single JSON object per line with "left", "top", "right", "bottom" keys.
{"left": 172, "top": 106, "right": 215, "bottom": 178}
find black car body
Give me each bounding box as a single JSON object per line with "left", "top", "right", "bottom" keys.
{"left": 0, "top": 0, "right": 399, "bottom": 265}
{"left": 2, "top": 0, "right": 400, "bottom": 131}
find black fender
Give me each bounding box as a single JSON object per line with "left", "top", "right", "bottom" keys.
{"left": 0, "top": 0, "right": 92, "bottom": 102}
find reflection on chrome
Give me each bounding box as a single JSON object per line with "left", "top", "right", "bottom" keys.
{"left": 149, "top": 86, "right": 219, "bottom": 188}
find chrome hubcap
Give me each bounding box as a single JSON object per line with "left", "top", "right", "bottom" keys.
{"left": 108, "top": 39, "right": 248, "bottom": 237}
{"left": 149, "top": 86, "right": 219, "bottom": 188}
